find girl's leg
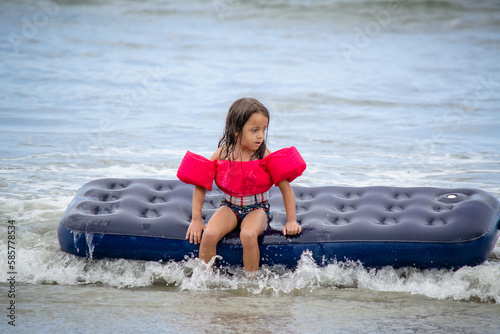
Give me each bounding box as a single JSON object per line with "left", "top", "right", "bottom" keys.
{"left": 239, "top": 209, "right": 268, "bottom": 273}
{"left": 199, "top": 206, "right": 238, "bottom": 264}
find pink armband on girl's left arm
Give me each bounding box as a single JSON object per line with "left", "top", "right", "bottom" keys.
{"left": 266, "top": 146, "right": 307, "bottom": 186}
{"left": 177, "top": 151, "right": 216, "bottom": 190}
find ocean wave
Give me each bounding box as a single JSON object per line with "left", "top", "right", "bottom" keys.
{"left": 2, "top": 237, "right": 499, "bottom": 303}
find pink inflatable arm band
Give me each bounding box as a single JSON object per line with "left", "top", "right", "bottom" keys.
{"left": 266, "top": 147, "right": 307, "bottom": 186}
{"left": 176, "top": 151, "right": 216, "bottom": 191}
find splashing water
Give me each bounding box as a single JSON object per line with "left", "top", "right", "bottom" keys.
{"left": 4, "top": 238, "right": 498, "bottom": 303}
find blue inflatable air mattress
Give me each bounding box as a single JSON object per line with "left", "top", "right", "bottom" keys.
{"left": 58, "top": 178, "right": 500, "bottom": 269}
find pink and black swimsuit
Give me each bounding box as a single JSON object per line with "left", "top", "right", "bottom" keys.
{"left": 177, "top": 147, "right": 306, "bottom": 222}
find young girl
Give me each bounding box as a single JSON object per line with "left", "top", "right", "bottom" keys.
{"left": 177, "top": 97, "right": 306, "bottom": 273}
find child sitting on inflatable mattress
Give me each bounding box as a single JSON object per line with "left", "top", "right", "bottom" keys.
{"left": 177, "top": 97, "right": 306, "bottom": 274}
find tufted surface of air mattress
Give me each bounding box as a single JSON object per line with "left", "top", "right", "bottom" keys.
{"left": 58, "top": 178, "right": 500, "bottom": 269}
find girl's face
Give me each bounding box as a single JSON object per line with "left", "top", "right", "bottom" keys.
{"left": 237, "top": 112, "right": 269, "bottom": 153}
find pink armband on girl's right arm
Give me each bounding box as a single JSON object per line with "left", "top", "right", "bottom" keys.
{"left": 176, "top": 151, "right": 216, "bottom": 191}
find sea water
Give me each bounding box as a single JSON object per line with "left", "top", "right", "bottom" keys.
{"left": 0, "top": 0, "right": 499, "bottom": 332}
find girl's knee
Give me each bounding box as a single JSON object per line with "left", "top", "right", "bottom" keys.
{"left": 240, "top": 229, "right": 259, "bottom": 245}
{"left": 202, "top": 228, "right": 223, "bottom": 245}
{"left": 240, "top": 211, "right": 267, "bottom": 245}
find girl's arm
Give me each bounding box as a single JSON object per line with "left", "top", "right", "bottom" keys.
{"left": 186, "top": 148, "right": 221, "bottom": 244}
{"left": 277, "top": 179, "right": 302, "bottom": 236}
{"left": 186, "top": 185, "right": 207, "bottom": 244}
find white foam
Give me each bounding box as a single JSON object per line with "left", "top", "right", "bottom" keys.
{"left": 2, "top": 241, "right": 498, "bottom": 303}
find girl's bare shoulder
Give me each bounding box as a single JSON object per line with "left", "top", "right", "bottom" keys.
{"left": 263, "top": 147, "right": 272, "bottom": 158}
{"left": 210, "top": 147, "right": 225, "bottom": 161}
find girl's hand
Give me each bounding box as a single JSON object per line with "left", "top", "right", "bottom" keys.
{"left": 186, "top": 218, "right": 205, "bottom": 244}
{"left": 282, "top": 221, "right": 302, "bottom": 236}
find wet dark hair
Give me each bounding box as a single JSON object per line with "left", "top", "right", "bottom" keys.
{"left": 218, "top": 97, "right": 270, "bottom": 161}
